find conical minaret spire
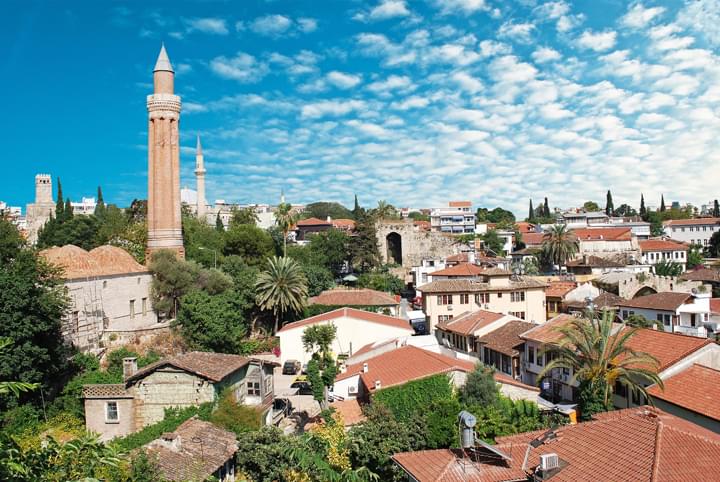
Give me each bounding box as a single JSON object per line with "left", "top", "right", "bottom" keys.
{"left": 154, "top": 43, "right": 174, "bottom": 73}
{"left": 195, "top": 136, "right": 207, "bottom": 221}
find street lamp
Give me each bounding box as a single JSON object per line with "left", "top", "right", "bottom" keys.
{"left": 198, "top": 246, "right": 217, "bottom": 269}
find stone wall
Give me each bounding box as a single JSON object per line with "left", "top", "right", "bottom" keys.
{"left": 617, "top": 272, "right": 702, "bottom": 299}
{"left": 85, "top": 397, "right": 135, "bottom": 441}
{"left": 376, "top": 220, "right": 459, "bottom": 269}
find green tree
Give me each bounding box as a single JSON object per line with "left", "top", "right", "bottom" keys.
{"left": 353, "top": 194, "right": 361, "bottom": 220}
{"left": 660, "top": 194, "right": 666, "bottom": 212}
{"left": 687, "top": 245, "right": 703, "bottom": 269}
{"left": 654, "top": 258, "right": 684, "bottom": 277}
{"left": 215, "top": 214, "right": 225, "bottom": 231}
{"left": 613, "top": 204, "right": 637, "bottom": 217}
{"left": 229, "top": 207, "right": 259, "bottom": 227}
{"left": 176, "top": 290, "right": 248, "bottom": 353}
{"left": 55, "top": 177, "right": 64, "bottom": 220}
{"left": 605, "top": 190, "right": 614, "bottom": 216}
{"left": 407, "top": 211, "right": 429, "bottom": 222}
{"left": 460, "top": 363, "right": 499, "bottom": 406}
{"left": 640, "top": 194, "right": 647, "bottom": 220}
{"left": 255, "top": 256, "right": 308, "bottom": 333}
{"left": 302, "top": 324, "right": 336, "bottom": 357}
{"left": 0, "top": 338, "right": 39, "bottom": 397}
{"left": 94, "top": 186, "right": 106, "bottom": 217}
{"left": 372, "top": 200, "right": 399, "bottom": 220}
{"left": 350, "top": 210, "right": 381, "bottom": 272}
{"left": 182, "top": 214, "right": 225, "bottom": 269}
{"left": 94, "top": 205, "right": 129, "bottom": 246}
{"left": 274, "top": 202, "right": 298, "bottom": 256}
{"left": 303, "top": 324, "right": 338, "bottom": 406}
{"left": 357, "top": 270, "right": 404, "bottom": 294}
{"left": 308, "top": 229, "right": 350, "bottom": 277}
{"left": 109, "top": 220, "right": 147, "bottom": 264}
{"left": 543, "top": 197, "right": 551, "bottom": 218}
{"left": 481, "top": 229, "right": 505, "bottom": 256}
{"left": 583, "top": 200, "right": 600, "bottom": 212}
{"left": 527, "top": 199, "right": 535, "bottom": 222}
{"left": 541, "top": 224, "right": 579, "bottom": 267}
{"left": 538, "top": 310, "right": 663, "bottom": 420}
{"left": 209, "top": 390, "right": 263, "bottom": 436}
{"left": 0, "top": 225, "right": 68, "bottom": 408}
{"left": 126, "top": 199, "right": 147, "bottom": 223}
{"left": 709, "top": 231, "right": 720, "bottom": 257}
{"left": 304, "top": 202, "right": 353, "bottom": 221}
{"left": 714, "top": 199, "right": 719, "bottom": 217}
{"left": 223, "top": 224, "right": 274, "bottom": 267}
{"left": 302, "top": 263, "right": 335, "bottom": 296}
{"left": 625, "top": 313, "right": 656, "bottom": 329}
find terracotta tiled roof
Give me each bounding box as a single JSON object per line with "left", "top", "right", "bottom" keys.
{"left": 296, "top": 217, "right": 332, "bottom": 226}
{"left": 680, "top": 268, "right": 720, "bottom": 283}
{"left": 663, "top": 217, "right": 720, "bottom": 226}
{"left": 448, "top": 201, "right": 472, "bottom": 207}
{"left": 522, "top": 232, "right": 545, "bottom": 246}
{"left": 639, "top": 240, "right": 688, "bottom": 252}
{"left": 647, "top": 364, "right": 720, "bottom": 421}
{"left": 623, "top": 328, "right": 712, "bottom": 372}
{"left": 418, "top": 278, "right": 547, "bottom": 294}
{"left": 126, "top": 351, "right": 273, "bottom": 384}
{"left": 146, "top": 418, "right": 238, "bottom": 482}
{"left": 277, "top": 307, "right": 413, "bottom": 334}
{"left": 445, "top": 252, "right": 470, "bottom": 263}
{"left": 349, "top": 338, "right": 402, "bottom": 359}
{"left": 477, "top": 320, "right": 535, "bottom": 357}
{"left": 393, "top": 407, "right": 720, "bottom": 482}
{"left": 564, "top": 291, "right": 624, "bottom": 310}
{"left": 520, "top": 314, "right": 576, "bottom": 344}
{"left": 616, "top": 292, "right": 693, "bottom": 311}
{"left": 40, "top": 244, "right": 147, "bottom": 280}
{"left": 515, "top": 222, "right": 536, "bottom": 233}
{"left": 436, "top": 310, "right": 505, "bottom": 336}
{"left": 571, "top": 227, "right": 632, "bottom": 241}
{"left": 711, "top": 298, "right": 720, "bottom": 314}
{"left": 331, "top": 218, "right": 356, "bottom": 230}
{"left": 565, "top": 255, "right": 625, "bottom": 268}
{"left": 545, "top": 281, "right": 577, "bottom": 298}
{"left": 332, "top": 399, "right": 366, "bottom": 426}
{"left": 430, "top": 263, "right": 486, "bottom": 277}
{"left": 335, "top": 345, "right": 475, "bottom": 390}
{"left": 308, "top": 288, "right": 399, "bottom": 306}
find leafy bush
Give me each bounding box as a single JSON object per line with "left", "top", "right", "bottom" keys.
{"left": 372, "top": 374, "right": 453, "bottom": 421}
{"left": 209, "top": 391, "right": 262, "bottom": 436}
{"left": 113, "top": 404, "right": 212, "bottom": 452}
{"left": 460, "top": 363, "right": 499, "bottom": 406}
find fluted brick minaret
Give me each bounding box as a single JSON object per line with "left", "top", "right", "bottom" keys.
{"left": 195, "top": 136, "right": 207, "bottom": 222}
{"left": 146, "top": 44, "right": 185, "bottom": 261}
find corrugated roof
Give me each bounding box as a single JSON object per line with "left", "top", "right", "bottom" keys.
{"left": 277, "top": 307, "right": 413, "bottom": 333}
{"left": 647, "top": 364, "right": 720, "bottom": 421}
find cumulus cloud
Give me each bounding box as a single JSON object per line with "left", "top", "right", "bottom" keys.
{"left": 620, "top": 3, "right": 665, "bottom": 29}
{"left": 355, "top": 0, "right": 411, "bottom": 21}
{"left": 577, "top": 30, "right": 617, "bottom": 51}
{"left": 209, "top": 52, "right": 268, "bottom": 82}
{"left": 452, "top": 72, "right": 483, "bottom": 93}
{"left": 250, "top": 14, "right": 292, "bottom": 36}
{"left": 678, "top": 0, "right": 720, "bottom": 46}
{"left": 431, "top": 0, "right": 488, "bottom": 15}
{"left": 532, "top": 46, "right": 561, "bottom": 63}
{"left": 498, "top": 21, "right": 536, "bottom": 44}
{"left": 301, "top": 100, "right": 367, "bottom": 118}
{"left": 184, "top": 17, "right": 228, "bottom": 35}
{"left": 326, "top": 71, "right": 362, "bottom": 89}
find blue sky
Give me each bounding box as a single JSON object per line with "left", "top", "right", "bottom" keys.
{"left": 2, "top": 0, "right": 720, "bottom": 216}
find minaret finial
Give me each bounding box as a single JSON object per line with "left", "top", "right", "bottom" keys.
{"left": 196, "top": 135, "right": 202, "bottom": 155}
{"left": 281, "top": 189, "right": 286, "bottom": 204}
{"left": 154, "top": 43, "right": 174, "bottom": 73}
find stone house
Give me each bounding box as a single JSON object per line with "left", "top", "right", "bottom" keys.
{"left": 83, "top": 352, "right": 278, "bottom": 441}
{"left": 39, "top": 244, "right": 162, "bottom": 353}
{"left": 617, "top": 291, "right": 712, "bottom": 338}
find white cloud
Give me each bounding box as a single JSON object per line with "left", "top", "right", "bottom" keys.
{"left": 367, "top": 75, "right": 414, "bottom": 93}
{"left": 250, "top": 15, "right": 292, "bottom": 36}
{"left": 532, "top": 47, "right": 561, "bottom": 63}
{"left": 391, "top": 96, "right": 430, "bottom": 110}
{"left": 539, "top": 103, "right": 574, "bottom": 120}
{"left": 678, "top": 0, "right": 720, "bottom": 46}
{"left": 498, "top": 21, "right": 536, "bottom": 44}
{"left": 346, "top": 120, "right": 391, "bottom": 138}
{"left": 326, "top": 71, "right": 362, "bottom": 89}
{"left": 620, "top": 3, "right": 665, "bottom": 29}
{"left": 301, "top": 100, "right": 367, "bottom": 118}
{"left": 209, "top": 52, "right": 268, "bottom": 82}
{"left": 534, "top": 1, "right": 570, "bottom": 20}
{"left": 297, "top": 17, "right": 318, "bottom": 33}
{"left": 431, "top": 0, "right": 488, "bottom": 15}
{"left": 452, "top": 72, "right": 483, "bottom": 93}
{"left": 577, "top": 30, "right": 617, "bottom": 51}
{"left": 369, "top": 0, "right": 411, "bottom": 20}
{"left": 185, "top": 17, "right": 228, "bottom": 35}
{"left": 478, "top": 40, "right": 512, "bottom": 58}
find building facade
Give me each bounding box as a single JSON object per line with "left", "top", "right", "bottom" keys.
{"left": 663, "top": 218, "right": 720, "bottom": 248}
{"left": 639, "top": 239, "right": 688, "bottom": 270}
{"left": 430, "top": 201, "right": 475, "bottom": 234}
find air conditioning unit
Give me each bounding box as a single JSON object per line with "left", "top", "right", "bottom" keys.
{"left": 540, "top": 453, "right": 559, "bottom": 471}
{"left": 447, "top": 305, "right": 453, "bottom": 311}
{"left": 348, "top": 385, "right": 358, "bottom": 394}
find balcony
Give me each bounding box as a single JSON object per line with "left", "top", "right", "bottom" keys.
{"left": 673, "top": 325, "right": 708, "bottom": 338}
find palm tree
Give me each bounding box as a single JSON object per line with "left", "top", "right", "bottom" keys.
{"left": 372, "top": 200, "right": 398, "bottom": 220}
{"left": 538, "top": 310, "right": 663, "bottom": 418}
{"left": 541, "top": 224, "right": 579, "bottom": 267}
{"left": 274, "top": 202, "right": 297, "bottom": 256}
{"left": 256, "top": 256, "right": 308, "bottom": 333}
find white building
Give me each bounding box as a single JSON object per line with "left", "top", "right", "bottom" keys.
{"left": 560, "top": 210, "right": 609, "bottom": 227}
{"left": 411, "top": 257, "right": 447, "bottom": 288}
{"left": 639, "top": 239, "right": 688, "bottom": 270}
{"left": 276, "top": 307, "right": 414, "bottom": 365}
{"left": 617, "top": 291, "right": 713, "bottom": 338}
{"left": 663, "top": 218, "right": 720, "bottom": 248}
{"left": 70, "top": 197, "right": 97, "bottom": 215}
{"left": 430, "top": 201, "right": 475, "bottom": 234}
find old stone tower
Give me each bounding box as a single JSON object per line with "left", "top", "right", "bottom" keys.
{"left": 195, "top": 136, "right": 207, "bottom": 221}
{"left": 26, "top": 174, "right": 55, "bottom": 244}
{"left": 146, "top": 44, "right": 184, "bottom": 260}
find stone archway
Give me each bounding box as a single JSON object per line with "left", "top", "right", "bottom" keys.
{"left": 632, "top": 285, "right": 658, "bottom": 298}
{"left": 386, "top": 232, "right": 403, "bottom": 265}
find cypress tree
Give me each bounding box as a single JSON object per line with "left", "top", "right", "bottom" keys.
{"left": 605, "top": 190, "right": 614, "bottom": 216}
{"left": 64, "top": 198, "right": 74, "bottom": 220}
{"left": 660, "top": 194, "right": 666, "bottom": 212}
{"left": 94, "top": 186, "right": 106, "bottom": 217}
{"left": 640, "top": 194, "right": 646, "bottom": 217}
{"left": 543, "top": 197, "right": 550, "bottom": 218}
{"left": 215, "top": 215, "right": 225, "bottom": 232}
{"left": 352, "top": 194, "right": 361, "bottom": 219}
{"left": 528, "top": 199, "right": 535, "bottom": 222}
{"left": 713, "top": 199, "right": 719, "bottom": 217}
{"left": 55, "top": 177, "right": 64, "bottom": 220}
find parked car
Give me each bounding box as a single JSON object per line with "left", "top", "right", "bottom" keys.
{"left": 290, "top": 380, "right": 313, "bottom": 396}
{"left": 283, "top": 360, "right": 301, "bottom": 375}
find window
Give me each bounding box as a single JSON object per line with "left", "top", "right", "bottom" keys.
{"left": 438, "top": 315, "right": 454, "bottom": 322}
{"left": 528, "top": 346, "right": 535, "bottom": 364}
{"left": 497, "top": 292, "right": 503, "bottom": 298}
{"left": 264, "top": 376, "right": 272, "bottom": 395}
{"left": 422, "top": 273, "right": 428, "bottom": 283}
{"left": 105, "top": 401, "right": 119, "bottom": 422}
{"left": 475, "top": 293, "right": 489, "bottom": 304}
{"left": 537, "top": 351, "right": 544, "bottom": 366}
{"left": 437, "top": 295, "right": 454, "bottom": 305}
{"left": 663, "top": 314, "right": 671, "bottom": 327}
{"left": 129, "top": 300, "right": 136, "bottom": 319}
{"left": 501, "top": 354, "right": 511, "bottom": 375}
{"left": 459, "top": 294, "right": 469, "bottom": 304}
{"left": 247, "top": 381, "right": 261, "bottom": 396}
{"left": 511, "top": 291, "right": 525, "bottom": 302}
{"left": 142, "top": 298, "right": 147, "bottom": 316}
{"left": 103, "top": 280, "right": 107, "bottom": 289}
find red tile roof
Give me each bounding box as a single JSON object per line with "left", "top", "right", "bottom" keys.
{"left": 711, "top": 298, "right": 720, "bottom": 314}
{"left": 332, "top": 399, "right": 366, "bottom": 426}
{"left": 624, "top": 328, "right": 712, "bottom": 372}
{"left": 445, "top": 252, "right": 470, "bottom": 263}
{"left": 648, "top": 364, "right": 720, "bottom": 421}
{"left": 393, "top": 406, "right": 720, "bottom": 482}
{"left": 520, "top": 314, "right": 576, "bottom": 345}
{"left": 616, "top": 292, "right": 693, "bottom": 311}
{"left": 522, "top": 232, "right": 545, "bottom": 246}
{"left": 680, "top": 268, "right": 720, "bottom": 283}
{"left": 430, "top": 263, "right": 486, "bottom": 277}
{"left": 477, "top": 320, "right": 536, "bottom": 357}
{"left": 308, "top": 288, "right": 399, "bottom": 307}
{"left": 515, "top": 222, "right": 537, "bottom": 233}
{"left": 296, "top": 217, "right": 332, "bottom": 226}
{"left": 571, "top": 227, "right": 632, "bottom": 241}
{"left": 436, "top": 310, "right": 506, "bottom": 336}
{"left": 331, "top": 218, "right": 356, "bottom": 230}
{"left": 639, "top": 240, "right": 688, "bottom": 252}
{"left": 277, "top": 307, "right": 413, "bottom": 334}
{"left": 545, "top": 281, "right": 578, "bottom": 298}
{"left": 664, "top": 217, "right": 720, "bottom": 226}
{"left": 449, "top": 201, "right": 472, "bottom": 207}
{"left": 335, "top": 345, "right": 475, "bottom": 391}
{"left": 40, "top": 244, "right": 148, "bottom": 279}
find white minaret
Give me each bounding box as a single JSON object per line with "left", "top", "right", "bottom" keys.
{"left": 195, "top": 136, "right": 207, "bottom": 221}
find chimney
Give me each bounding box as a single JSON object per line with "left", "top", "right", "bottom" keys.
{"left": 160, "top": 432, "right": 181, "bottom": 451}
{"left": 363, "top": 362, "right": 369, "bottom": 373}
{"left": 326, "top": 215, "right": 332, "bottom": 222}
{"left": 374, "top": 380, "right": 381, "bottom": 389}
{"left": 123, "top": 357, "right": 138, "bottom": 379}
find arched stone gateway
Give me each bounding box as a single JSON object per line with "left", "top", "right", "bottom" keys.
{"left": 386, "top": 232, "right": 402, "bottom": 265}
{"left": 632, "top": 286, "right": 658, "bottom": 298}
